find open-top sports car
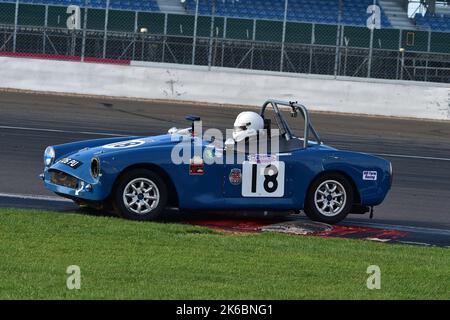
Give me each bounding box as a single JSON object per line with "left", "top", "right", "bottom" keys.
{"left": 41, "top": 100, "right": 392, "bottom": 224}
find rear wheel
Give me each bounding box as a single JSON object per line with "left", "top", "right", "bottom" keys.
{"left": 114, "top": 169, "right": 167, "bottom": 221}
{"left": 304, "top": 173, "right": 354, "bottom": 224}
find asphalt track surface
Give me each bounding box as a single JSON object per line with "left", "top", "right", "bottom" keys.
{"left": 1, "top": 91, "right": 450, "bottom": 233}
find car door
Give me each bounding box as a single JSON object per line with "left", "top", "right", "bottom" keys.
{"left": 221, "top": 146, "right": 296, "bottom": 209}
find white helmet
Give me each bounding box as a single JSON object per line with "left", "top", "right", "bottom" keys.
{"left": 232, "top": 111, "right": 264, "bottom": 142}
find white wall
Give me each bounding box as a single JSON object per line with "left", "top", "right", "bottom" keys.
{"left": 1, "top": 57, "right": 449, "bottom": 120}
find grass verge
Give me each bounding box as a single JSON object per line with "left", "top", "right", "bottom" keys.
{"left": 0, "top": 208, "right": 448, "bottom": 299}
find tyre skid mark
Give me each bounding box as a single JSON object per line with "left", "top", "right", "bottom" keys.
{"left": 187, "top": 219, "right": 447, "bottom": 247}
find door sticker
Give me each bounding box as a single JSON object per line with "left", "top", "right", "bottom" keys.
{"left": 229, "top": 168, "right": 242, "bottom": 185}
{"left": 242, "top": 161, "right": 285, "bottom": 197}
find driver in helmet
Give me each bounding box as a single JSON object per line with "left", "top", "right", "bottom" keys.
{"left": 225, "top": 111, "right": 267, "bottom": 154}
{"left": 232, "top": 111, "right": 265, "bottom": 143}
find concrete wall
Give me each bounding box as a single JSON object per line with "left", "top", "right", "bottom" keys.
{"left": 1, "top": 56, "right": 449, "bottom": 120}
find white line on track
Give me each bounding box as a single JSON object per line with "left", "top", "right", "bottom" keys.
{"left": 1, "top": 125, "right": 450, "bottom": 162}
{"left": 375, "top": 153, "right": 450, "bottom": 162}
{"left": 0, "top": 125, "right": 126, "bottom": 137}
{"left": 397, "top": 241, "right": 433, "bottom": 246}
{"left": 0, "top": 192, "right": 72, "bottom": 203}
{"left": 344, "top": 220, "right": 450, "bottom": 236}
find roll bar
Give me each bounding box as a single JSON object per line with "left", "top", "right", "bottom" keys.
{"left": 260, "top": 99, "right": 322, "bottom": 149}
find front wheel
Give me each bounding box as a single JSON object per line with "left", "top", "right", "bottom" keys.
{"left": 304, "top": 173, "right": 354, "bottom": 224}
{"left": 113, "top": 169, "right": 168, "bottom": 221}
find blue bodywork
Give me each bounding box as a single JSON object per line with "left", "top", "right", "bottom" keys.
{"left": 42, "top": 133, "right": 392, "bottom": 213}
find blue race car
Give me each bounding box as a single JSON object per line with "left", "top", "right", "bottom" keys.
{"left": 41, "top": 100, "right": 392, "bottom": 224}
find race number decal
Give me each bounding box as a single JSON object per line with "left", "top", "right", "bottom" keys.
{"left": 242, "top": 161, "right": 285, "bottom": 197}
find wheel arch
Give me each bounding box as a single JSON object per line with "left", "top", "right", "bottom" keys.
{"left": 305, "top": 170, "right": 361, "bottom": 205}
{"left": 111, "top": 163, "right": 179, "bottom": 207}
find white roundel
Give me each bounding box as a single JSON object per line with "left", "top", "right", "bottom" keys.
{"left": 103, "top": 139, "right": 145, "bottom": 149}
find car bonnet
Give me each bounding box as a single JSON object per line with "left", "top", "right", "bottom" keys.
{"left": 48, "top": 135, "right": 178, "bottom": 181}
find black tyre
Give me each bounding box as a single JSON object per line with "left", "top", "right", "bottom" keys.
{"left": 304, "top": 173, "right": 354, "bottom": 224}
{"left": 113, "top": 169, "right": 168, "bottom": 221}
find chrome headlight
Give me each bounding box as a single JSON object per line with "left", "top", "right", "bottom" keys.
{"left": 44, "top": 146, "right": 55, "bottom": 167}
{"left": 91, "top": 157, "right": 101, "bottom": 179}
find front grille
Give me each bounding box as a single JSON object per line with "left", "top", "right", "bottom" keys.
{"left": 49, "top": 170, "right": 78, "bottom": 189}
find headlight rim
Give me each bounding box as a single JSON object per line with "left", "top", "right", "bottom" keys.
{"left": 91, "top": 157, "right": 101, "bottom": 179}
{"left": 44, "top": 146, "right": 55, "bottom": 167}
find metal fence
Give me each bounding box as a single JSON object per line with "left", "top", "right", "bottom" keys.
{"left": 1, "top": 0, "right": 450, "bottom": 83}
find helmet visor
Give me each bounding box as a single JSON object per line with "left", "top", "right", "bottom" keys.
{"left": 234, "top": 125, "right": 248, "bottom": 132}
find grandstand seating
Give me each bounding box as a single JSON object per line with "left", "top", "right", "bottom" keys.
{"left": 1, "top": 0, "right": 160, "bottom": 11}
{"left": 0, "top": 0, "right": 392, "bottom": 27}
{"left": 414, "top": 13, "right": 450, "bottom": 32}
{"left": 184, "top": 0, "right": 391, "bottom": 27}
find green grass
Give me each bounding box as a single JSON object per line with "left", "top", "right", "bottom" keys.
{"left": 0, "top": 208, "right": 449, "bottom": 299}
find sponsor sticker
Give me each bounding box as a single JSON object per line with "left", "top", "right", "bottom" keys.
{"left": 189, "top": 156, "right": 204, "bottom": 175}
{"left": 247, "top": 154, "right": 277, "bottom": 164}
{"left": 58, "top": 158, "right": 83, "bottom": 169}
{"left": 229, "top": 168, "right": 242, "bottom": 185}
{"left": 103, "top": 139, "right": 145, "bottom": 149}
{"left": 363, "top": 171, "right": 378, "bottom": 181}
